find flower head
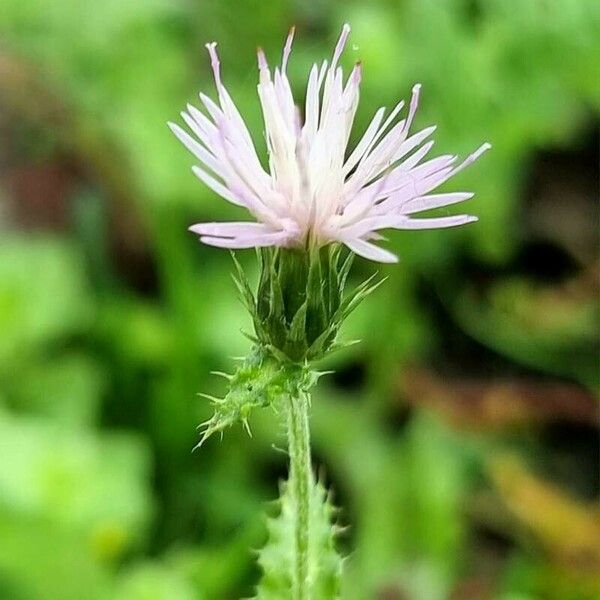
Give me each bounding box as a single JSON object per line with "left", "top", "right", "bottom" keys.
{"left": 170, "top": 24, "right": 490, "bottom": 263}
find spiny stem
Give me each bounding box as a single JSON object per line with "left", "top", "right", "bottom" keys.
{"left": 287, "top": 389, "right": 312, "bottom": 600}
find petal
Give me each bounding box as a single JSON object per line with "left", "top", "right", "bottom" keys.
{"left": 342, "top": 237, "right": 399, "bottom": 263}
{"left": 374, "top": 164, "right": 456, "bottom": 213}
{"left": 281, "top": 26, "right": 295, "bottom": 73}
{"left": 391, "top": 125, "right": 437, "bottom": 164}
{"left": 443, "top": 142, "right": 492, "bottom": 182}
{"left": 402, "top": 192, "right": 474, "bottom": 215}
{"left": 169, "top": 121, "right": 222, "bottom": 176}
{"left": 188, "top": 222, "right": 271, "bottom": 238}
{"left": 199, "top": 230, "right": 291, "bottom": 249}
{"left": 343, "top": 153, "right": 454, "bottom": 219}
{"left": 303, "top": 63, "right": 322, "bottom": 143}
{"left": 199, "top": 92, "right": 223, "bottom": 124}
{"left": 191, "top": 165, "right": 245, "bottom": 206}
{"left": 393, "top": 215, "right": 478, "bottom": 230}
{"left": 343, "top": 106, "right": 386, "bottom": 175}
{"left": 337, "top": 214, "right": 400, "bottom": 238}
{"left": 332, "top": 24, "right": 351, "bottom": 70}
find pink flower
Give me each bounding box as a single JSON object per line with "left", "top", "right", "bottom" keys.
{"left": 170, "top": 24, "right": 490, "bottom": 263}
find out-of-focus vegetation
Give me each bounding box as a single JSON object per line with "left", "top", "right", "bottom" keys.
{"left": 0, "top": 0, "right": 598, "bottom": 598}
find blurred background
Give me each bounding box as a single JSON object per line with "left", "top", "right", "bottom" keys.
{"left": 0, "top": 1, "right": 598, "bottom": 598}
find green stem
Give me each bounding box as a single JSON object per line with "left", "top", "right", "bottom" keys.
{"left": 287, "top": 389, "right": 312, "bottom": 600}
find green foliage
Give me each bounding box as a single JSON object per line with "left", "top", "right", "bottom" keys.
{"left": 0, "top": 236, "right": 93, "bottom": 362}
{"left": 0, "top": 409, "right": 152, "bottom": 599}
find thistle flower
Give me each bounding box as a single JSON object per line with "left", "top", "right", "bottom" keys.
{"left": 169, "top": 24, "right": 490, "bottom": 263}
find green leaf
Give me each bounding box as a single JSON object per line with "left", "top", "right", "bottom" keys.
{"left": 230, "top": 252, "right": 259, "bottom": 322}
{"left": 254, "top": 479, "right": 342, "bottom": 600}
{"left": 287, "top": 301, "right": 308, "bottom": 356}
{"left": 195, "top": 349, "right": 286, "bottom": 447}
{"left": 306, "top": 247, "right": 327, "bottom": 345}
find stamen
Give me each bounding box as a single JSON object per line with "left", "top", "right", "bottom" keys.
{"left": 379, "top": 100, "right": 405, "bottom": 136}
{"left": 205, "top": 42, "right": 222, "bottom": 90}
{"left": 351, "top": 61, "right": 362, "bottom": 84}
{"left": 317, "top": 59, "right": 328, "bottom": 88}
{"left": 282, "top": 26, "right": 295, "bottom": 73}
{"left": 293, "top": 106, "right": 303, "bottom": 137}
{"left": 404, "top": 83, "right": 421, "bottom": 134}
{"left": 257, "top": 47, "right": 269, "bottom": 71}
{"left": 331, "top": 23, "right": 351, "bottom": 71}
{"left": 449, "top": 143, "right": 492, "bottom": 178}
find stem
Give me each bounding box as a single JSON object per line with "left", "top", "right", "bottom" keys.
{"left": 287, "top": 389, "right": 312, "bottom": 600}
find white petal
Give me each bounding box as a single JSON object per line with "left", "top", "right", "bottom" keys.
{"left": 331, "top": 24, "right": 351, "bottom": 71}
{"left": 337, "top": 214, "right": 400, "bottom": 238}
{"left": 343, "top": 153, "right": 454, "bottom": 220}
{"left": 344, "top": 118, "right": 407, "bottom": 193}
{"left": 374, "top": 164, "right": 456, "bottom": 213}
{"left": 189, "top": 222, "right": 271, "bottom": 238}
{"left": 342, "top": 107, "right": 388, "bottom": 177}
{"left": 277, "top": 73, "right": 297, "bottom": 131}
{"left": 191, "top": 165, "right": 245, "bottom": 206}
{"left": 303, "top": 64, "right": 321, "bottom": 144}
{"left": 170, "top": 120, "right": 222, "bottom": 176}
{"left": 393, "top": 215, "right": 478, "bottom": 230}
{"left": 342, "top": 237, "right": 399, "bottom": 263}
{"left": 185, "top": 104, "right": 221, "bottom": 154}
{"left": 169, "top": 122, "right": 217, "bottom": 169}
{"left": 391, "top": 126, "right": 437, "bottom": 163}
{"left": 200, "top": 230, "right": 291, "bottom": 249}
{"left": 443, "top": 143, "right": 492, "bottom": 182}
{"left": 402, "top": 192, "right": 474, "bottom": 215}
{"left": 281, "top": 26, "right": 295, "bottom": 73}
{"left": 199, "top": 92, "right": 223, "bottom": 124}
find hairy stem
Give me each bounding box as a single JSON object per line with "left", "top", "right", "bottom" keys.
{"left": 287, "top": 389, "right": 312, "bottom": 600}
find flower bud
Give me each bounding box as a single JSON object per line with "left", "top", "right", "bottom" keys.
{"left": 232, "top": 245, "right": 381, "bottom": 363}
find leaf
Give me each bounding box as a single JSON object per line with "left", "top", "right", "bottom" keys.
{"left": 254, "top": 478, "right": 342, "bottom": 600}
{"left": 306, "top": 247, "right": 327, "bottom": 344}
{"left": 325, "top": 245, "right": 341, "bottom": 318}
{"left": 287, "top": 301, "right": 308, "bottom": 355}
{"left": 230, "top": 253, "right": 256, "bottom": 312}
{"left": 195, "top": 349, "right": 286, "bottom": 448}
{"left": 337, "top": 250, "right": 354, "bottom": 296}
{"left": 338, "top": 274, "right": 386, "bottom": 323}
{"left": 305, "top": 274, "right": 385, "bottom": 360}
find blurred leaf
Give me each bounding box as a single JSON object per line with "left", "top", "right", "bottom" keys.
{"left": 10, "top": 354, "right": 105, "bottom": 426}
{"left": 115, "top": 562, "right": 198, "bottom": 600}
{"left": 489, "top": 457, "right": 600, "bottom": 574}
{"left": 452, "top": 276, "right": 599, "bottom": 387}
{"left": 0, "top": 514, "right": 112, "bottom": 600}
{"left": 399, "top": 366, "right": 598, "bottom": 430}
{"left": 0, "top": 409, "right": 153, "bottom": 561}
{"left": 0, "top": 236, "right": 93, "bottom": 363}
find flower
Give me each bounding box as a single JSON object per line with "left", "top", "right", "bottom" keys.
{"left": 169, "top": 24, "right": 490, "bottom": 263}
